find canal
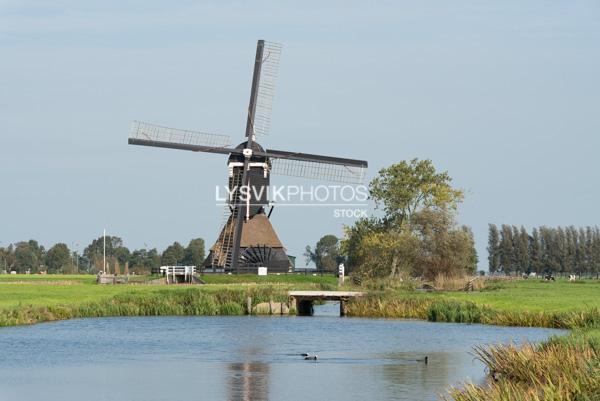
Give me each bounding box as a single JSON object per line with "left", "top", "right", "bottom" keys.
{"left": 0, "top": 313, "right": 564, "bottom": 401}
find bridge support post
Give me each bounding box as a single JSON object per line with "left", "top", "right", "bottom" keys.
{"left": 339, "top": 298, "right": 348, "bottom": 317}
{"left": 246, "top": 297, "right": 252, "bottom": 315}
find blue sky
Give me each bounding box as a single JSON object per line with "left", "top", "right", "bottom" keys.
{"left": 1, "top": 1, "right": 599, "bottom": 269}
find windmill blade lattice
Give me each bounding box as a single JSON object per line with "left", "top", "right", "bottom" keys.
{"left": 270, "top": 158, "right": 367, "bottom": 184}
{"left": 130, "top": 121, "right": 232, "bottom": 149}
{"left": 252, "top": 41, "right": 282, "bottom": 137}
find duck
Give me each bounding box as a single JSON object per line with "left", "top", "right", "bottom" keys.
{"left": 304, "top": 354, "right": 318, "bottom": 361}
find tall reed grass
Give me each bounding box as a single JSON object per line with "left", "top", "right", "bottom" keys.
{"left": 347, "top": 295, "right": 600, "bottom": 329}
{"left": 447, "top": 332, "right": 600, "bottom": 401}
{"left": 432, "top": 275, "right": 486, "bottom": 291}
{"left": 0, "top": 287, "right": 289, "bottom": 327}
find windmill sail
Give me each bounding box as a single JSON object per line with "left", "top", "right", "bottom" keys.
{"left": 129, "top": 121, "right": 233, "bottom": 155}
{"left": 263, "top": 148, "right": 368, "bottom": 184}
{"left": 252, "top": 41, "right": 282, "bottom": 137}
{"left": 269, "top": 157, "right": 367, "bottom": 184}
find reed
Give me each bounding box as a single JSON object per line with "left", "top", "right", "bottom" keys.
{"left": 0, "top": 287, "right": 293, "bottom": 327}
{"left": 432, "top": 275, "right": 486, "bottom": 291}
{"left": 447, "top": 330, "right": 600, "bottom": 401}
{"left": 348, "top": 294, "right": 600, "bottom": 329}
{"left": 345, "top": 293, "right": 431, "bottom": 318}
{"left": 427, "top": 300, "right": 490, "bottom": 323}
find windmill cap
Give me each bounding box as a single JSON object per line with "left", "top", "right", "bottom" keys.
{"left": 228, "top": 141, "right": 268, "bottom": 163}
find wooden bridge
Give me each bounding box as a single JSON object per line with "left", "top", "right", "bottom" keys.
{"left": 288, "top": 291, "right": 365, "bottom": 316}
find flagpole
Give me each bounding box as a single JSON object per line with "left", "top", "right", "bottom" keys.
{"left": 103, "top": 229, "right": 106, "bottom": 274}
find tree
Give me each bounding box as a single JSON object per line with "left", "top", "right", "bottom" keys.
{"left": 540, "top": 227, "right": 556, "bottom": 273}
{"left": 529, "top": 228, "right": 543, "bottom": 274}
{"left": 487, "top": 224, "right": 500, "bottom": 273}
{"left": 492, "top": 224, "right": 600, "bottom": 277}
{"left": 45, "top": 243, "right": 71, "bottom": 273}
{"left": 369, "top": 159, "right": 463, "bottom": 228}
{"left": 147, "top": 248, "right": 161, "bottom": 270}
{"left": 463, "top": 226, "right": 479, "bottom": 273}
{"left": 130, "top": 249, "right": 149, "bottom": 268}
{"left": 183, "top": 238, "right": 205, "bottom": 267}
{"left": 585, "top": 227, "right": 594, "bottom": 277}
{"left": 499, "top": 225, "right": 514, "bottom": 274}
{"left": 305, "top": 235, "right": 342, "bottom": 272}
{"left": 340, "top": 218, "right": 382, "bottom": 273}
{"left": 556, "top": 227, "right": 567, "bottom": 274}
{"left": 565, "top": 226, "right": 577, "bottom": 275}
{"left": 114, "top": 246, "right": 131, "bottom": 266}
{"left": 342, "top": 159, "right": 473, "bottom": 280}
{"left": 592, "top": 227, "right": 600, "bottom": 278}
{"left": 13, "top": 240, "right": 45, "bottom": 273}
{"left": 161, "top": 242, "right": 185, "bottom": 266}
{"left": 517, "top": 226, "right": 530, "bottom": 273}
{"left": 411, "top": 209, "right": 477, "bottom": 279}
{"left": 83, "top": 235, "right": 124, "bottom": 270}
{"left": 576, "top": 228, "right": 587, "bottom": 276}
{"left": 356, "top": 229, "right": 420, "bottom": 278}
{"left": 129, "top": 247, "right": 161, "bottom": 273}
{"left": 0, "top": 245, "right": 14, "bottom": 272}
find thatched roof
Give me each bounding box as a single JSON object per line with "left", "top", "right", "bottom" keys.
{"left": 240, "top": 213, "right": 284, "bottom": 248}
{"left": 210, "top": 212, "right": 284, "bottom": 251}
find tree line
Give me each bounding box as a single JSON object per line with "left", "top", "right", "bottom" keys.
{"left": 0, "top": 236, "right": 205, "bottom": 274}
{"left": 487, "top": 224, "right": 600, "bottom": 277}
{"left": 305, "top": 159, "right": 478, "bottom": 279}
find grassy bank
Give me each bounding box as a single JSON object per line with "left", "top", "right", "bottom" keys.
{"left": 346, "top": 279, "right": 600, "bottom": 329}
{"left": 0, "top": 286, "right": 291, "bottom": 326}
{"left": 0, "top": 274, "right": 336, "bottom": 326}
{"left": 0, "top": 275, "right": 598, "bottom": 329}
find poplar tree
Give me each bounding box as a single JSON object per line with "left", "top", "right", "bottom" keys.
{"left": 499, "top": 225, "right": 514, "bottom": 274}
{"left": 576, "top": 228, "right": 587, "bottom": 276}
{"left": 565, "top": 226, "right": 577, "bottom": 275}
{"left": 592, "top": 227, "right": 600, "bottom": 278}
{"left": 529, "top": 228, "right": 542, "bottom": 273}
{"left": 517, "top": 226, "right": 530, "bottom": 273}
{"left": 487, "top": 224, "right": 500, "bottom": 273}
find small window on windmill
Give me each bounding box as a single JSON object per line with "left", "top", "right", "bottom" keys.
{"left": 258, "top": 267, "right": 268, "bottom": 276}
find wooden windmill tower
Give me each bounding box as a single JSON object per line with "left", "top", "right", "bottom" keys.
{"left": 128, "top": 40, "right": 368, "bottom": 274}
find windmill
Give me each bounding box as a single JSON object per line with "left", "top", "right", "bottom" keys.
{"left": 128, "top": 40, "right": 368, "bottom": 274}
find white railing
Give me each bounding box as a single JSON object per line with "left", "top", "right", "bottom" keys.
{"left": 160, "top": 265, "right": 196, "bottom": 284}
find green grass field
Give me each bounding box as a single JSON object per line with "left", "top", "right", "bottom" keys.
{"left": 346, "top": 278, "right": 600, "bottom": 329}
{"left": 436, "top": 279, "right": 600, "bottom": 313}
{"left": 0, "top": 274, "right": 336, "bottom": 310}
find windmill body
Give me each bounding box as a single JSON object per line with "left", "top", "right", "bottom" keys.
{"left": 206, "top": 140, "right": 290, "bottom": 273}
{"left": 128, "top": 40, "right": 368, "bottom": 274}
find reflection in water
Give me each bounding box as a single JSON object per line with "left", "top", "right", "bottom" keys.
{"left": 227, "top": 348, "right": 269, "bottom": 401}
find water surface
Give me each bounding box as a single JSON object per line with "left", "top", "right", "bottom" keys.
{"left": 0, "top": 308, "right": 563, "bottom": 401}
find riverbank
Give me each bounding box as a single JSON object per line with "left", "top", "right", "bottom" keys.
{"left": 0, "top": 274, "right": 338, "bottom": 326}
{"left": 0, "top": 275, "right": 598, "bottom": 328}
